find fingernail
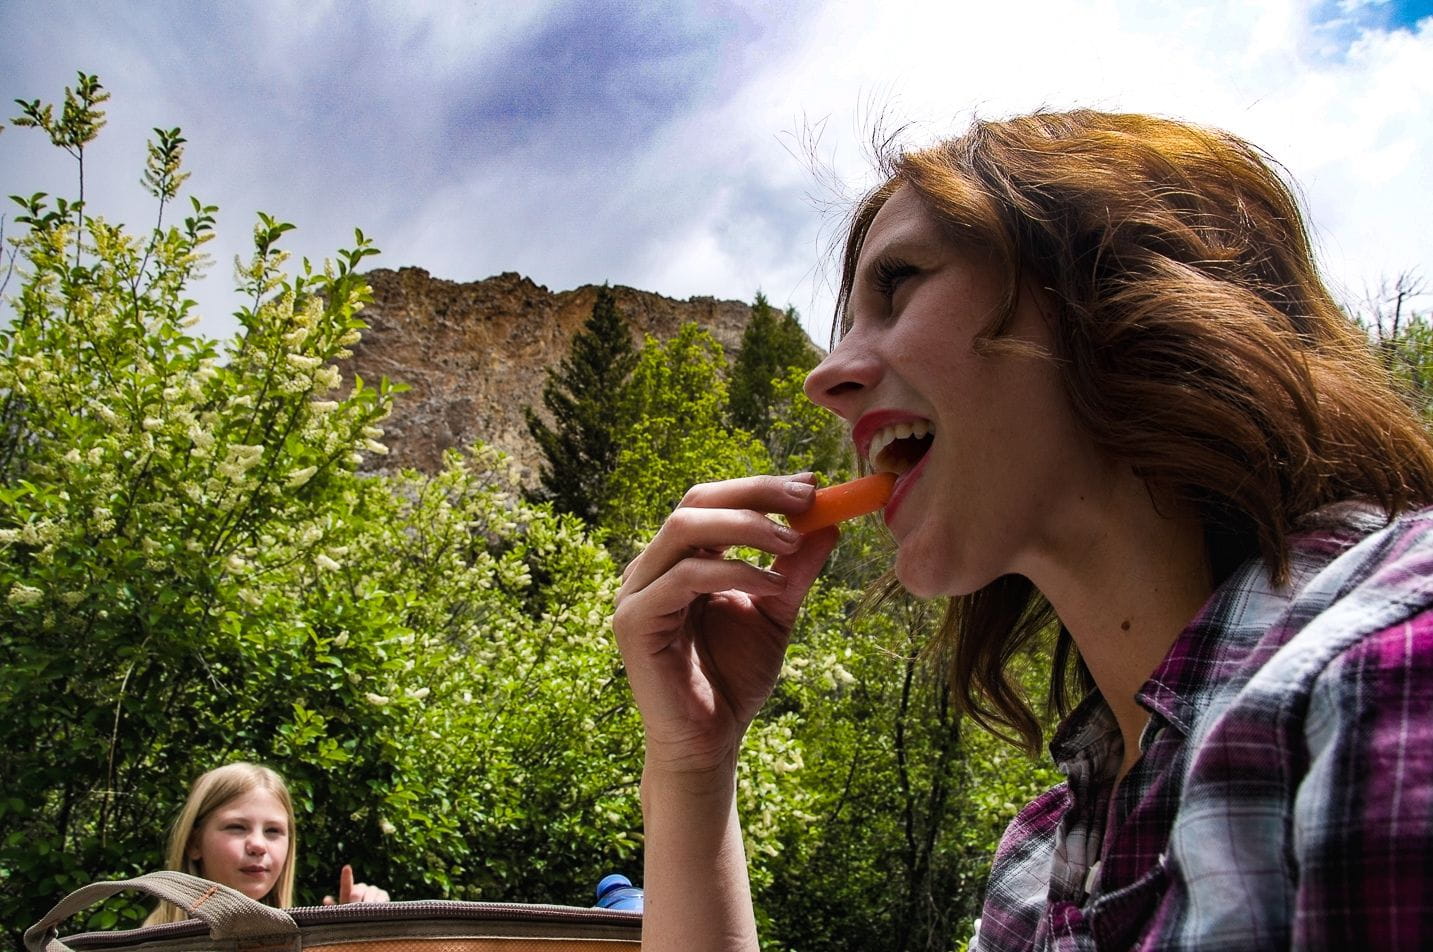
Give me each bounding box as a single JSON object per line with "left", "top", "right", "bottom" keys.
{"left": 774, "top": 523, "right": 801, "bottom": 544}
{"left": 785, "top": 480, "right": 815, "bottom": 498}
{"left": 760, "top": 568, "right": 787, "bottom": 586}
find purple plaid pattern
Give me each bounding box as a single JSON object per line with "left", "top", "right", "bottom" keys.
{"left": 973, "top": 503, "right": 1433, "bottom": 950}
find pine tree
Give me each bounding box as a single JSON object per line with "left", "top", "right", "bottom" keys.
{"left": 599, "top": 323, "right": 770, "bottom": 551}
{"left": 728, "top": 292, "right": 820, "bottom": 441}
{"left": 524, "top": 285, "right": 638, "bottom": 521}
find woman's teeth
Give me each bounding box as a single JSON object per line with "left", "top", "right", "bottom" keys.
{"left": 867, "top": 420, "right": 933, "bottom": 474}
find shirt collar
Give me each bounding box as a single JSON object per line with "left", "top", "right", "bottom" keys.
{"left": 1136, "top": 501, "right": 1383, "bottom": 737}
{"left": 1048, "top": 502, "right": 1384, "bottom": 766}
{"left": 1047, "top": 690, "right": 1120, "bottom": 776}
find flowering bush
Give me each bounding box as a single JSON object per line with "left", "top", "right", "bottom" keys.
{"left": 0, "top": 75, "right": 642, "bottom": 934}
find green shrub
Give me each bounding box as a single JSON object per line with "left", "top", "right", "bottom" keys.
{"left": 0, "top": 74, "right": 642, "bottom": 936}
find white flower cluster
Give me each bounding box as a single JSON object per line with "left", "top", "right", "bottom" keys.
{"left": 286, "top": 465, "right": 318, "bottom": 488}
{"left": 737, "top": 714, "right": 814, "bottom": 862}
{"left": 7, "top": 583, "right": 44, "bottom": 608}
{"left": 216, "top": 444, "right": 264, "bottom": 481}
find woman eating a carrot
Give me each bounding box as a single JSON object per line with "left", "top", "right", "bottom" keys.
{"left": 613, "top": 109, "right": 1433, "bottom": 950}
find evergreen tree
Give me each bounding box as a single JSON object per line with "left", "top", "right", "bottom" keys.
{"left": 524, "top": 285, "right": 637, "bottom": 521}
{"left": 729, "top": 292, "right": 820, "bottom": 441}
{"left": 599, "top": 323, "right": 770, "bottom": 551}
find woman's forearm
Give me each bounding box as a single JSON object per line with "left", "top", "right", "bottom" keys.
{"left": 639, "top": 760, "right": 758, "bottom": 952}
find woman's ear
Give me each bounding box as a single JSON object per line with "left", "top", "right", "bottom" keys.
{"left": 186, "top": 833, "right": 203, "bottom": 864}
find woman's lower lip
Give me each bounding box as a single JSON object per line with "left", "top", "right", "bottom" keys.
{"left": 882, "top": 453, "right": 929, "bottom": 528}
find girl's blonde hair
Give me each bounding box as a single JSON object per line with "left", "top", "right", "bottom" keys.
{"left": 143, "top": 762, "right": 297, "bottom": 925}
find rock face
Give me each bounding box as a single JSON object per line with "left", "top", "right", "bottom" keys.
{"left": 340, "top": 267, "right": 765, "bottom": 481}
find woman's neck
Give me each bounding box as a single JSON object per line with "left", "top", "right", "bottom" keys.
{"left": 1022, "top": 467, "right": 1212, "bottom": 766}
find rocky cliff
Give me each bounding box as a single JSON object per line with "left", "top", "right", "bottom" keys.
{"left": 340, "top": 267, "right": 767, "bottom": 481}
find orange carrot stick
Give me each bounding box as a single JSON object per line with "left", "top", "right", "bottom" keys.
{"left": 787, "top": 472, "right": 897, "bottom": 534}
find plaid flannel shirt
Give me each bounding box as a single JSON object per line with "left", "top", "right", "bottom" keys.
{"left": 973, "top": 502, "right": 1433, "bottom": 950}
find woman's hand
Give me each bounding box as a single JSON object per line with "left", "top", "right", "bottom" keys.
{"left": 322, "top": 864, "right": 390, "bottom": 904}
{"left": 613, "top": 474, "right": 838, "bottom": 778}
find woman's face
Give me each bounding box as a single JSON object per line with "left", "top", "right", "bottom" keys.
{"left": 804, "top": 185, "right": 1116, "bottom": 598}
{"left": 188, "top": 788, "right": 289, "bottom": 901}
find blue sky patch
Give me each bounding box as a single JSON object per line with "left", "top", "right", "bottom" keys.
{"left": 1315, "top": 0, "right": 1433, "bottom": 33}
{"left": 1388, "top": 0, "right": 1433, "bottom": 28}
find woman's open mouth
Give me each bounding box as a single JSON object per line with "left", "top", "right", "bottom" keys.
{"left": 864, "top": 419, "right": 933, "bottom": 529}
{"left": 867, "top": 419, "right": 934, "bottom": 475}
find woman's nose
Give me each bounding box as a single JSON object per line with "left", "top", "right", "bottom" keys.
{"left": 803, "top": 330, "right": 879, "bottom": 418}
{"left": 245, "top": 834, "right": 266, "bottom": 855}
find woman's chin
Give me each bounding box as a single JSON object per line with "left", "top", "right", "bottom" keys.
{"left": 895, "top": 542, "right": 989, "bottom": 600}
{"left": 894, "top": 549, "right": 947, "bottom": 599}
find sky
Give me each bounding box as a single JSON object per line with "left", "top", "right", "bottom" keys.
{"left": 2, "top": 0, "right": 1431, "bottom": 346}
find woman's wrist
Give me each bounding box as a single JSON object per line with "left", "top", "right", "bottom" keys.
{"left": 641, "top": 752, "right": 739, "bottom": 801}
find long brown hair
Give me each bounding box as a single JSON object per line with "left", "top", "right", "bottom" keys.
{"left": 144, "top": 762, "right": 297, "bottom": 924}
{"left": 837, "top": 110, "right": 1433, "bottom": 753}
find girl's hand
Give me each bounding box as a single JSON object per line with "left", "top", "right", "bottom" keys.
{"left": 322, "top": 864, "right": 390, "bottom": 904}
{"left": 613, "top": 474, "right": 838, "bottom": 777}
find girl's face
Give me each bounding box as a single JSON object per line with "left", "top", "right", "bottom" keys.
{"left": 804, "top": 186, "right": 1117, "bottom": 598}
{"left": 188, "top": 788, "right": 289, "bottom": 901}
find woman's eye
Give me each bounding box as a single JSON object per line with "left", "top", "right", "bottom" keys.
{"left": 871, "top": 257, "right": 919, "bottom": 300}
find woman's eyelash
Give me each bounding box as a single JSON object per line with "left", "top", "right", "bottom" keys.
{"left": 871, "top": 257, "right": 919, "bottom": 297}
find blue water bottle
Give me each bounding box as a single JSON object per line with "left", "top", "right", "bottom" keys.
{"left": 594, "top": 873, "right": 644, "bottom": 912}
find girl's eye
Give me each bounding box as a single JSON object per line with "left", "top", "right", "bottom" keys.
{"left": 871, "top": 256, "right": 919, "bottom": 300}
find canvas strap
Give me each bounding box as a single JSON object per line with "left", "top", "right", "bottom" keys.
{"left": 24, "top": 871, "right": 300, "bottom": 952}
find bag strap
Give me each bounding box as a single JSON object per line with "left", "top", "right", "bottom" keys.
{"left": 24, "top": 871, "right": 300, "bottom": 952}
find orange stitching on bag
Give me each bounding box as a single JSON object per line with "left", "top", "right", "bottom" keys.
{"left": 190, "top": 885, "right": 220, "bottom": 910}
